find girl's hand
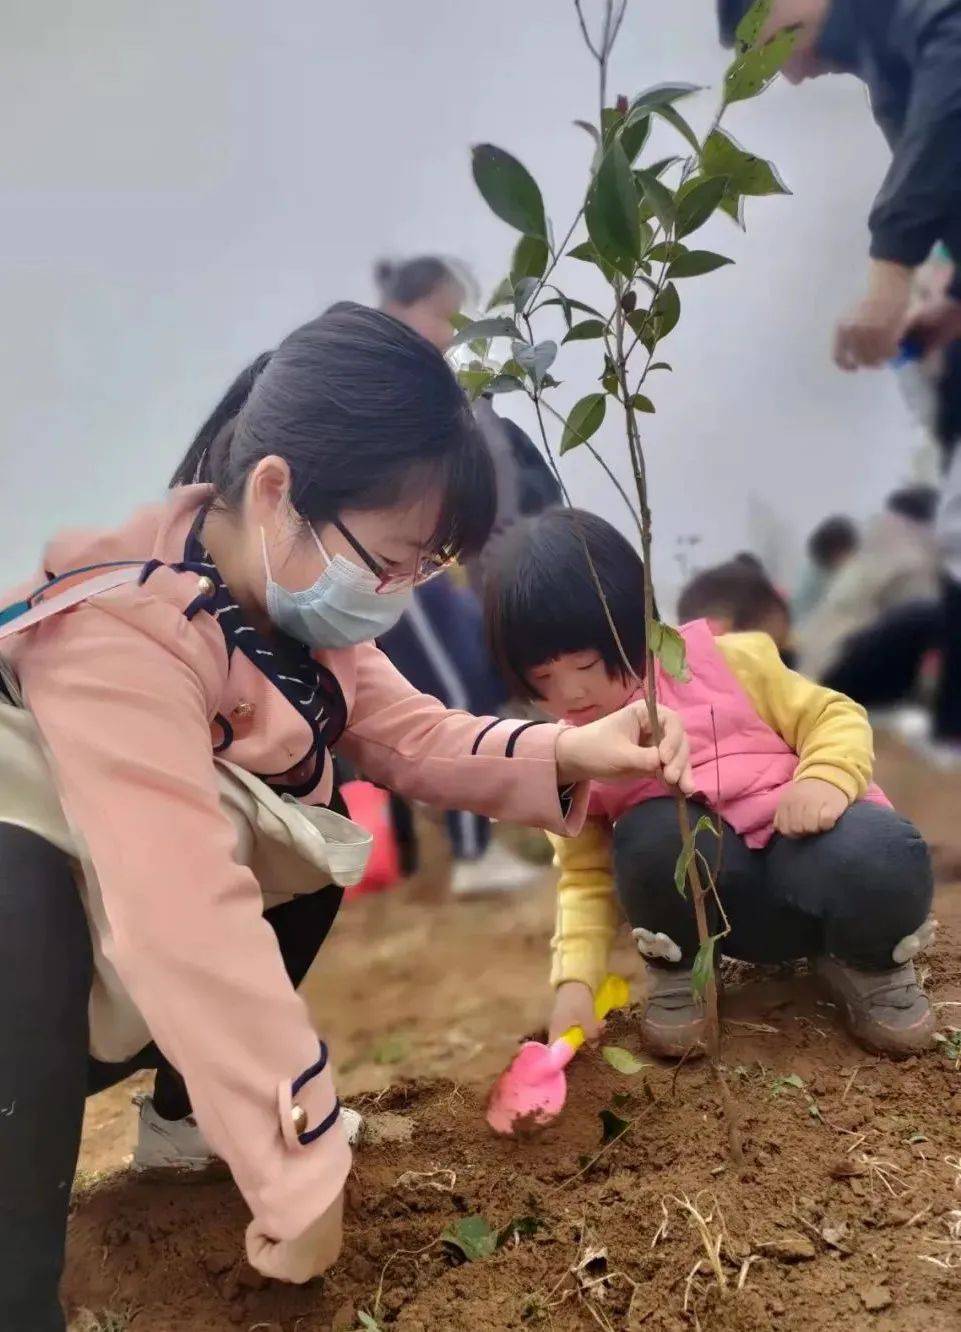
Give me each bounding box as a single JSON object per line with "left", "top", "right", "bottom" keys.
{"left": 556, "top": 701, "right": 694, "bottom": 792}
{"left": 774, "top": 778, "right": 849, "bottom": 838}
{"left": 548, "top": 981, "right": 602, "bottom": 1044}
{"left": 246, "top": 1190, "right": 344, "bottom": 1283}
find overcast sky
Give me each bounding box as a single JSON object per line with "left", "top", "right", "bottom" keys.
{"left": 2, "top": 1, "right": 922, "bottom": 600}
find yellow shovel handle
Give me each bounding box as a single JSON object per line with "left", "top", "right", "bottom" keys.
{"left": 559, "top": 973, "right": 629, "bottom": 1051}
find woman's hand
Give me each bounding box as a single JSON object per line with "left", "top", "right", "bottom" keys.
{"left": 548, "top": 981, "right": 602, "bottom": 1044}
{"left": 246, "top": 1191, "right": 344, "bottom": 1284}
{"left": 774, "top": 778, "right": 849, "bottom": 839}
{"left": 556, "top": 701, "right": 694, "bottom": 792}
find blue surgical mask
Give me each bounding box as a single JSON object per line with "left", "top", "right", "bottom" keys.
{"left": 262, "top": 527, "right": 413, "bottom": 649}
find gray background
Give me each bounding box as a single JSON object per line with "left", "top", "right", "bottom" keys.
{"left": 2, "top": 1, "right": 919, "bottom": 599}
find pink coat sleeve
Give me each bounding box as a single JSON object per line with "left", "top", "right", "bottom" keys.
{"left": 336, "top": 644, "right": 588, "bottom": 834}
{"left": 17, "top": 600, "right": 349, "bottom": 1241}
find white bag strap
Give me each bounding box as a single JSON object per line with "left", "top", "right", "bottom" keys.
{"left": 0, "top": 566, "right": 144, "bottom": 644}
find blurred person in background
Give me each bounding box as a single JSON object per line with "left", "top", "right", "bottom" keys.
{"left": 793, "top": 515, "right": 860, "bottom": 624}
{"left": 677, "top": 553, "right": 793, "bottom": 655}
{"left": 376, "top": 255, "right": 561, "bottom": 893}
{"left": 797, "top": 486, "right": 941, "bottom": 698}
{"left": 718, "top": 0, "right": 961, "bottom": 760}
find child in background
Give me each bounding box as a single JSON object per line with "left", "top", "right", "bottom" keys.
{"left": 485, "top": 508, "right": 936, "bottom": 1059}
{"left": 677, "top": 554, "right": 792, "bottom": 656}
{"left": 793, "top": 517, "right": 860, "bottom": 625}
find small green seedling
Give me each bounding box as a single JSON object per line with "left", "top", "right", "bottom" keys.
{"left": 442, "top": 1215, "right": 498, "bottom": 1262}
{"left": 602, "top": 1045, "right": 648, "bottom": 1075}
{"left": 770, "top": 1072, "right": 805, "bottom": 1096}
{"left": 934, "top": 1028, "right": 961, "bottom": 1068}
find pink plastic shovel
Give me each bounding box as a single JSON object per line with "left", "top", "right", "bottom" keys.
{"left": 486, "top": 974, "right": 629, "bottom": 1135}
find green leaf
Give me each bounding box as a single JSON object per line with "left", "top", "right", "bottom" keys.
{"left": 673, "top": 814, "right": 719, "bottom": 896}
{"left": 648, "top": 241, "right": 686, "bottom": 264}
{"left": 512, "top": 338, "right": 557, "bottom": 385}
{"left": 497, "top": 1215, "right": 546, "bottom": 1247}
{"left": 560, "top": 392, "right": 606, "bottom": 454}
{"left": 650, "top": 361, "right": 672, "bottom": 372}
{"left": 646, "top": 155, "right": 684, "bottom": 179}
{"left": 771, "top": 1072, "right": 806, "bottom": 1096}
{"left": 540, "top": 293, "right": 604, "bottom": 319}
{"left": 601, "top": 105, "right": 626, "bottom": 141}
{"left": 602, "top": 1045, "right": 648, "bottom": 1076}
{"left": 450, "top": 316, "right": 521, "bottom": 348}
{"left": 573, "top": 118, "right": 601, "bottom": 146}
{"left": 486, "top": 276, "right": 514, "bottom": 310}
{"left": 650, "top": 620, "right": 687, "bottom": 681}
{"left": 630, "top": 393, "right": 655, "bottom": 413}
{"left": 471, "top": 144, "right": 547, "bottom": 239}
{"left": 358, "top": 1312, "right": 384, "bottom": 1332}
{"left": 563, "top": 318, "right": 607, "bottom": 343}
{"left": 719, "top": 190, "right": 747, "bottom": 228}
{"left": 654, "top": 103, "right": 701, "bottom": 154}
{"left": 675, "top": 176, "right": 727, "bottom": 239}
{"left": 602, "top": 371, "right": 620, "bottom": 396}
{"left": 701, "top": 128, "right": 790, "bottom": 197}
{"left": 511, "top": 234, "right": 549, "bottom": 283}
{"left": 692, "top": 935, "right": 720, "bottom": 999}
{"left": 599, "top": 1108, "right": 630, "bottom": 1144}
{"left": 724, "top": 27, "right": 798, "bottom": 105}
{"left": 513, "top": 276, "right": 540, "bottom": 313}
{"left": 457, "top": 367, "right": 495, "bottom": 400}
{"left": 667, "top": 250, "right": 734, "bottom": 279}
{"left": 619, "top": 112, "right": 651, "bottom": 163}
{"left": 442, "top": 1215, "right": 498, "bottom": 1262}
{"left": 630, "top": 82, "right": 701, "bottom": 114}
{"left": 635, "top": 169, "right": 675, "bottom": 233}
{"left": 567, "top": 240, "right": 617, "bottom": 284}
{"left": 488, "top": 374, "right": 525, "bottom": 395}
{"left": 736, "top": 0, "right": 773, "bottom": 49}
{"left": 634, "top": 282, "right": 681, "bottom": 351}
{"left": 586, "top": 141, "right": 641, "bottom": 277}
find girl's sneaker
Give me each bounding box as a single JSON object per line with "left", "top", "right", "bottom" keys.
{"left": 132, "top": 1096, "right": 364, "bottom": 1175}
{"left": 638, "top": 962, "right": 707, "bottom": 1059}
{"left": 812, "top": 956, "right": 936, "bottom": 1055}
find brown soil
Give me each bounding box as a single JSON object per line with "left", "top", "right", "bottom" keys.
{"left": 65, "top": 736, "right": 961, "bottom": 1330}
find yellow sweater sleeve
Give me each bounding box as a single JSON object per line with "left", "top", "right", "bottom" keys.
{"left": 546, "top": 820, "right": 618, "bottom": 993}
{"left": 715, "top": 632, "right": 874, "bottom": 802}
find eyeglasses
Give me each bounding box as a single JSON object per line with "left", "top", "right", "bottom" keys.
{"left": 330, "top": 519, "right": 456, "bottom": 593}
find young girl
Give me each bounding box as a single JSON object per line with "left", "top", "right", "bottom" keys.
{"left": 485, "top": 507, "right": 936, "bottom": 1061}
{"left": 0, "top": 306, "right": 691, "bottom": 1329}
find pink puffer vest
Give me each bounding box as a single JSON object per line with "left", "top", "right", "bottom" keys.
{"left": 588, "top": 620, "right": 889, "bottom": 848}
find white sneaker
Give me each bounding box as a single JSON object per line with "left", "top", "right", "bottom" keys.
{"left": 341, "top": 1106, "right": 364, "bottom": 1145}
{"left": 132, "top": 1094, "right": 219, "bottom": 1174}
{"left": 450, "top": 840, "right": 544, "bottom": 898}
{"left": 132, "top": 1094, "right": 365, "bottom": 1174}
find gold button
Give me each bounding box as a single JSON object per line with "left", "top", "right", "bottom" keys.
{"left": 291, "top": 1103, "right": 308, "bottom": 1136}
{"left": 232, "top": 701, "right": 255, "bottom": 721}
{"left": 196, "top": 575, "right": 216, "bottom": 598}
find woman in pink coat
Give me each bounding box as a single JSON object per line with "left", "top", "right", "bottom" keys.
{"left": 0, "top": 303, "right": 691, "bottom": 1329}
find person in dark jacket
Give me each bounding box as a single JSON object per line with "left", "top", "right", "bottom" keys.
{"left": 376, "top": 255, "right": 562, "bottom": 891}
{"left": 717, "top": 0, "right": 961, "bottom": 367}
{"left": 719, "top": 0, "right": 961, "bottom": 761}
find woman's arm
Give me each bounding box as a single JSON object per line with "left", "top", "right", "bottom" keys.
{"left": 339, "top": 644, "right": 693, "bottom": 833}
{"left": 338, "top": 642, "right": 588, "bottom": 834}
{"left": 17, "top": 599, "right": 349, "bottom": 1260}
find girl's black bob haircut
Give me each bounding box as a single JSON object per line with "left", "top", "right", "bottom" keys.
{"left": 485, "top": 506, "right": 648, "bottom": 700}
